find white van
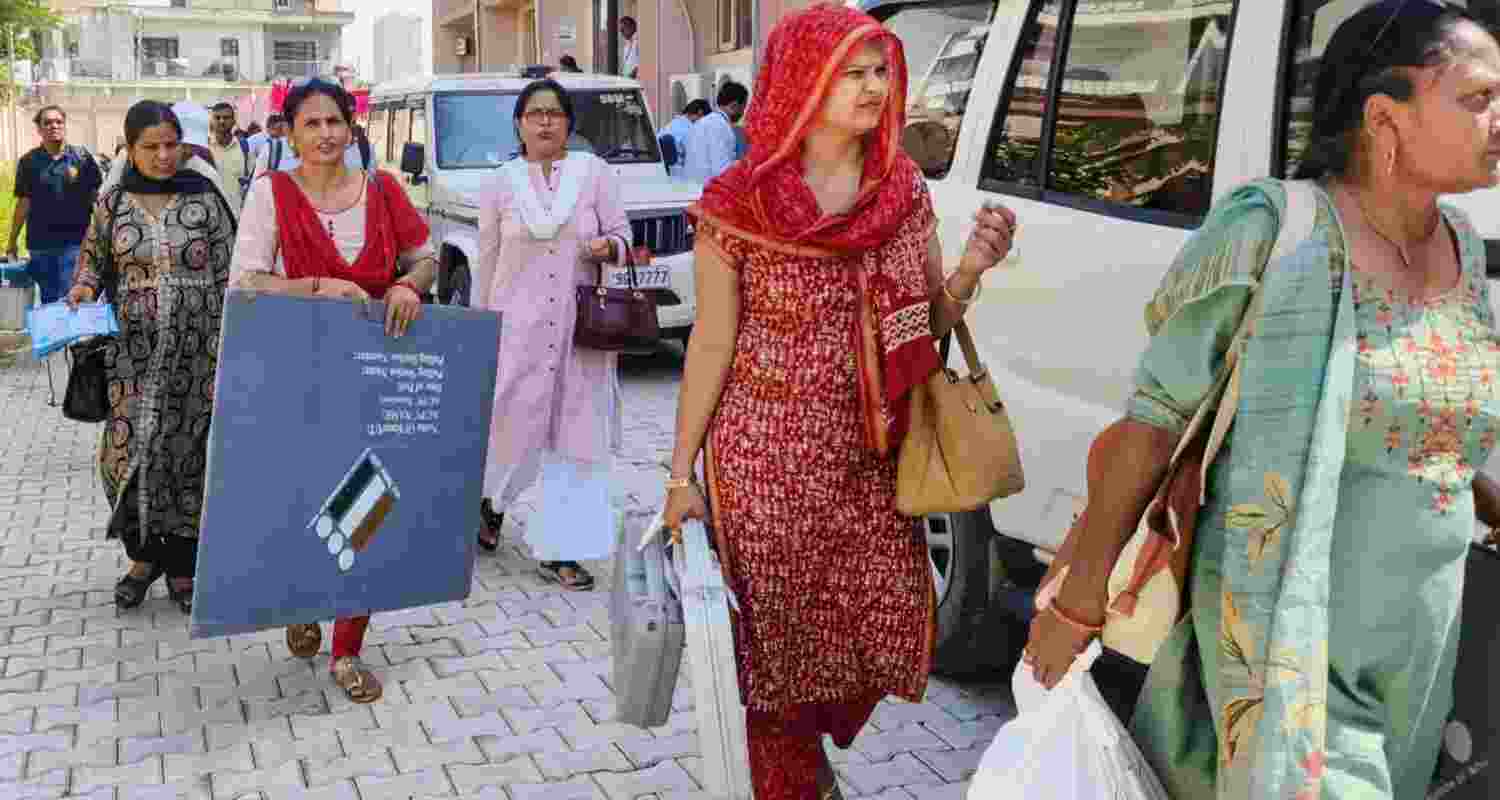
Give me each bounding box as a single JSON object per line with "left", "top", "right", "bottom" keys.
{"left": 367, "top": 72, "right": 703, "bottom": 339}
{"left": 865, "top": 0, "right": 1500, "bottom": 678}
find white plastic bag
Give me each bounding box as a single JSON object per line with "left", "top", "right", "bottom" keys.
{"left": 968, "top": 641, "right": 1170, "bottom": 800}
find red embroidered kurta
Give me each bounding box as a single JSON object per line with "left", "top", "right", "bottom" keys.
{"left": 698, "top": 170, "right": 937, "bottom": 714}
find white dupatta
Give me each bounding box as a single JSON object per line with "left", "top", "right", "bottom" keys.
{"left": 504, "top": 151, "right": 589, "bottom": 241}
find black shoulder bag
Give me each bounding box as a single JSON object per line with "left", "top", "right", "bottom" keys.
{"left": 62, "top": 190, "right": 125, "bottom": 424}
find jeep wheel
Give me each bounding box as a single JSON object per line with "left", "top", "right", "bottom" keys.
{"left": 925, "top": 509, "right": 1026, "bottom": 678}
{"left": 443, "top": 259, "right": 472, "bottom": 307}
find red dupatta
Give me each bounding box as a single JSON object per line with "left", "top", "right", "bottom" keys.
{"left": 689, "top": 2, "right": 938, "bottom": 456}
{"left": 270, "top": 170, "right": 430, "bottom": 297}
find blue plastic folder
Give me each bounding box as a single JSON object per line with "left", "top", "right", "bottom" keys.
{"left": 190, "top": 290, "right": 501, "bottom": 638}
{"left": 27, "top": 302, "right": 120, "bottom": 359}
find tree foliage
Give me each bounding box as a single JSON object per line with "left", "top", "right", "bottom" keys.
{"left": 0, "top": 0, "right": 61, "bottom": 101}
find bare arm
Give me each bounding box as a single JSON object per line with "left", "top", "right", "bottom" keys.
{"left": 1477, "top": 472, "right": 1500, "bottom": 531}
{"left": 924, "top": 234, "right": 982, "bottom": 338}
{"left": 7, "top": 198, "right": 28, "bottom": 253}
{"left": 667, "top": 240, "right": 740, "bottom": 480}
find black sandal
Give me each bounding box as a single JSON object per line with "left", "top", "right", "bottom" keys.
{"left": 478, "top": 499, "right": 503, "bottom": 552}
{"left": 115, "top": 564, "right": 163, "bottom": 609}
{"left": 166, "top": 576, "right": 193, "bottom": 614}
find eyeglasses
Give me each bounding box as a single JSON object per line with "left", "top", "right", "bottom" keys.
{"left": 522, "top": 108, "right": 568, "bottom": 123}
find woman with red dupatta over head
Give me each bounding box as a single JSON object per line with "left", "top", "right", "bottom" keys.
{"left": 661, "top": 5, "right": 1019, "bottom": 797}
{"left": 229, "top": 78, "right": 438, "bottom": 705}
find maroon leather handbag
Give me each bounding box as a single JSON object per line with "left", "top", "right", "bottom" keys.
{"left": 574, "top": 243, "right": 660, "bottom": 351}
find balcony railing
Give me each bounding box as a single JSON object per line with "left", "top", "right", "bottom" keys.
{"left": 270, "top": 59, "right": 330, "bottom": 80}
{"left": 136, "top": 57, "right": 248, "bottom": 81}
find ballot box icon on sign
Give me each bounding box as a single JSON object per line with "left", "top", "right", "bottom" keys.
{"left": 308, "top": 449, "right": 401, "bottom": 572}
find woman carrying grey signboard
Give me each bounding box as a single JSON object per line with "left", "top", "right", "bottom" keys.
{"left": 65, "top": 100, "right": 237, "bottom": 616}
{"left": 230, "top": 78, "right": 436, "bottom": 703}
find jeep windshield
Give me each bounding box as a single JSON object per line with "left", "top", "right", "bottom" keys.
{"left": 433, "top": 90, "right": 662, "bottom": 168}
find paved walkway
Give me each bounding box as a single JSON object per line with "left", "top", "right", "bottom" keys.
{"left": 0, "top": 350, "right": 1013, "bottom": 800}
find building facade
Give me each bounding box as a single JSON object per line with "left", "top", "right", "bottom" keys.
{"left": 374, "top": 12, "right": 424, "bottom": 84}
{"left": 428, "top": 0, "right": 797, "bottom": 119}
{"left": 36, "top": 0, "right": 354, "bottom": 96}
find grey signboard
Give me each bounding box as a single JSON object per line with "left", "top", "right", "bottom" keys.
{"left": 191, "top": 290, "right": 501, "bottom": 638}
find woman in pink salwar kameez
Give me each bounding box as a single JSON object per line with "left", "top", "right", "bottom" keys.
{"left": 477, "top": 79, "right": 632, "bottom": 590}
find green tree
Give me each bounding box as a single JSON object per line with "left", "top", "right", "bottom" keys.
{"left": 0, "top": 0, "right": 61, "bottom": 101}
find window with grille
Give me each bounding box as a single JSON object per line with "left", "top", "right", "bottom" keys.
{"left": 273, "top": 40, "right": 318, "bottom": 62}
{"left": 221, "top": 38, "right": 239, "bottom": 57}
{"left": 141, "top": 37, "right": 179, "bottom": 60}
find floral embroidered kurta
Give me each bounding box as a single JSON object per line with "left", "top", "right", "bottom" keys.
{"left": 1126, "top": 179, "right": 1496, "bottom": 800}
{"left": 478, "top": 154, "right": 631, "bottom": 507}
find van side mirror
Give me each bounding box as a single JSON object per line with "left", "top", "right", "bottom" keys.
{"left": 400, "top": 142, "right": 425, "bottom": 177}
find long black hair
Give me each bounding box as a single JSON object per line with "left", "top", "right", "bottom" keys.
{"left": 514, "top": 78, "right": 575, "bottom": 156}
{"left": 283, "top": 78, "right": 356, "bottom": 128}
{"left": 124, "top": 100, "right": 182, "bottom": 147}
{"left": 1295, "top": 0, "right": 1484, "bottom": 179}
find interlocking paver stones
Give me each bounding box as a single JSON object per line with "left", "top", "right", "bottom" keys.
{"left": 0, "top": 355, "right": 992, "bottom": 798}
{"left": 592, "top": 760, "right": 700, "bottom": 800}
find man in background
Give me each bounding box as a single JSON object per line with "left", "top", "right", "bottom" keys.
{"left": 207, "top": 102, "right": 252, "bottom": 212}
{"left": 6, "top": 105, "right": 103, "bottom": 304}
{"left": 658, "top": 98, "right": 708, "bottom": 176}
{"left": 619, "top": 16, "right": 639, "bottom": 79}
{"left": 683, "top": 82, "right": 747, "bottom": 182}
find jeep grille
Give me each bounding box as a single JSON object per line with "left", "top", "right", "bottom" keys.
{"left": 631, "top": 214, "right": 691, "bottom": 257}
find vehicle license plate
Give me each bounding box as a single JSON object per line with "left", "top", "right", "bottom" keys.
{"left": 607, "top": 264, "right": 670, "bottom": 289}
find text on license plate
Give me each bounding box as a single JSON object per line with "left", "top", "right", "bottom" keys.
{"left": 605, "top": 265, "right": 670, "bottom": 289}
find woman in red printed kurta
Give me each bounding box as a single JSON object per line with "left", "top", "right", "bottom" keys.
{"left": 661, "top": 5, "right": 1018, "bottom": 797}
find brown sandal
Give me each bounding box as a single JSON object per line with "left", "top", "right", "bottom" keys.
{"left": 538, "top": 560, "right": 595, "bottom": 591}
{"left": 286, "top": 623, "right": 322, "bottom": 659}
{"left": 331, "top": 656, "right": 383, "bottom": 703}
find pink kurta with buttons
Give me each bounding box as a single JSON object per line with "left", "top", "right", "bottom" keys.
{"left": 478, "top": 154, "right": 631, "bottom": 504}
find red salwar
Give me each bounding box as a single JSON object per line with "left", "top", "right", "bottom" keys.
{"left": 747, "top": 694, "right": 883, "bottom": 798}
{"left": 331, "top": 615, "right": 371, "bottom": 663}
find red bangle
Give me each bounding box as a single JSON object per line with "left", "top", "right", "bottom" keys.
{"left": 1047, "top": 598, "right": 1104, "bottom": 635}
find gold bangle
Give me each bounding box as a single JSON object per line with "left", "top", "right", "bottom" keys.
{"left": 664, "top": 476, "right": 695, "bottom": 490}
{"left": 942, "top": 274, "right": 981, "bottom": 306}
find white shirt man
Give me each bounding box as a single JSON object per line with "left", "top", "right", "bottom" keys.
{"left": 658, "top": 99, "right": 707, "bottom": 176}
{"left": 207, "top": 103, "right": 251, "bottom": 212}
{"left": 620, "top": 16, "right": 639, "bottom": 78}
{"left": 683, "top": 84, "right": 747, "bottom": 182}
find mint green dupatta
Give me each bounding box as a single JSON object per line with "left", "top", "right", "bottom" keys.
{"left": 1129, "top": 178, "right": 1355, "bottom": 800}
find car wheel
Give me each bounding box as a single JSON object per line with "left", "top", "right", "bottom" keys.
{"left": 443, "top": 259, "right": 472, "bottom": 307}
{"left": 925, "top": 509, "right": 1027, "bottom": 678}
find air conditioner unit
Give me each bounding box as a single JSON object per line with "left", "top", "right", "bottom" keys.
{"left": 275, "top": 0, "right": 291, "bottom": 8}
{"left": 455, "top": 36, "right": 471, "bottom": 56}
{"left": 153, "top": 60, "right": 167, "bottom": 76}
{"left": 667, "top": 72, "right": 711, "bottom": 114}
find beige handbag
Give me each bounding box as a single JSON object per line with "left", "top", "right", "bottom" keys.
{"left": 896, "top": 319, "right": 1024, "bottom": 516}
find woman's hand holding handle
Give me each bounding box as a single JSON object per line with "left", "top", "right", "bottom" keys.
{"left": 65, "top": 285, "right": 95, "bottom": 310}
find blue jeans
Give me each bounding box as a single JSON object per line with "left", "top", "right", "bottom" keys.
{"left": 26, "top": 245, "right": 80, "bottom": 305}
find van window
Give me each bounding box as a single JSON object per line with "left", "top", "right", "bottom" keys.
{"left": 1280, "top": 2, "right": 1500, "bottom": 178}
{"left": 432, "top": 90, "right": 662, "bottom": 168}
{"left": 367, "top": 106, "right": 389, "bottom": 167}
{"left": 981, "top": 0, "right": 1237, "bottom": 223}
{"left": 879, "top": 0, "right": 997, "bottom": 179}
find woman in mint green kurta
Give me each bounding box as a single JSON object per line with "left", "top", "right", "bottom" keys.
{"left": 1128, "top": 178, "right": 1495, "bottom": 800}
{"left": 1022, "top": 4, "right": 1500, "bottom": 798}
